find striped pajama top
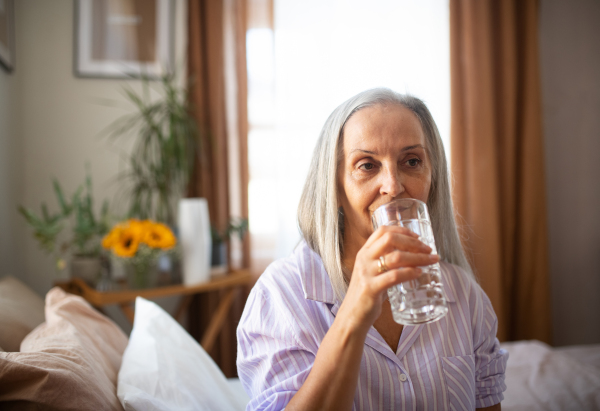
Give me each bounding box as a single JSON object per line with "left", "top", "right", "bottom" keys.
{"left": 237, "top": 241, "right": 508, "bottom": 410}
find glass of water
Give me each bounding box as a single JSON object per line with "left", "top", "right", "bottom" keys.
{"left": 371, "top": 198, "right": 448, "bottom": 325}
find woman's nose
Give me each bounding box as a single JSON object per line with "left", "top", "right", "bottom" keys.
{"left": 380, "top": 167, "right": 404, "bottom": 198}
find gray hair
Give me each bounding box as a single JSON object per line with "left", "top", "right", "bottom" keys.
{"left": 297, "top": 88, "right": 472, "bottom": 303}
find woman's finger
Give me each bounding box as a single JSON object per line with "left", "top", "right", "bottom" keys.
{"left": 364, "top": 225, "right": 418, "bottom": 248}
{"left": 373, "top": 267, "right": 422, "bottom": 291}
{"left": 367, "top": 229, "right": 432, "bottom": 258}
{"left": 378, "top": 249, "right": 439, "bottom": 271}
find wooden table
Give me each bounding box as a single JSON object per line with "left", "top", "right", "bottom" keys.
{"left": 56, "top": 269, "right": 252, "bottom": 352}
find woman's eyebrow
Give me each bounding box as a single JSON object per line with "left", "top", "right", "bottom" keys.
{"left": 349, "top": 144, "right": 425, "bottom": 155}
{"left": 402, "top": 144, "right": 425, "bottom": 152}
{"left": 349, "top": 149, "right": 377, "bottom": 155}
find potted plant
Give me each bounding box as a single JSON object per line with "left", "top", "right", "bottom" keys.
{"left": 105, "top": 73, "right": 198, "bottom": 227}
{"left": 18, "top": 169, "right": 110, "bottom": 284}
{"left": 211, "top": 218, "right": 249, "bottom": 275}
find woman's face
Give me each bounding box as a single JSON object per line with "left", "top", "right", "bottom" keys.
{"left": 338, "top": 103, "right": 432, "bottom": 248}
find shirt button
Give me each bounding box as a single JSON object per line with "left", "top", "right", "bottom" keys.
{"left": 399, "top": 373, "right": 408, "bottom": 382}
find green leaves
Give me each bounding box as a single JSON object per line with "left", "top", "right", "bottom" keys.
{"left": 18, "top": 205, "right": 64, "bottom": 253}
{"left": 105, "top": 73, "right": 198, "bottom": 225}
{"left": 53, "top": 179, "right": 71, "bottom": 216}
{"left": 211, "top": 218, "right": 249, "bottom": 244}
{"left": 18, "top": 170, "right": 110, "bottom": 258}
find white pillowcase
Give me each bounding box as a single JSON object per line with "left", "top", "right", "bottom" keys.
{"left": 118, "top": 297, "right": 249, "bottom": 411}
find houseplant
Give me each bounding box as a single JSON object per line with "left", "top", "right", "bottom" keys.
{"left": 105, "top": 73, "right": 198, "bottom": 227}
{"left": 211, "top": 217, "right": 249, "bottom": 274}
{"left": 18, "top": 169, "right": 110, "bottom": 283}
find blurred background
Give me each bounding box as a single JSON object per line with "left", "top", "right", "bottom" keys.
{"left": 0, "top": 0, "right": 598, "bottom": 376}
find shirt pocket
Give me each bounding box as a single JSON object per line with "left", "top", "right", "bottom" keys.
{"left": 441, "top": 354, "right": 476, "bottom": 411}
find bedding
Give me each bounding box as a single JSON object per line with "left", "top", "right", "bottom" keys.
{"left": 1, "top": 277, "right": 599, "bottom": 410}
{"left": 556, "top": 343, "right": 600, "bottom": 368}
{"left": 0, "top": 287, "right": 128, "bottom": 410}
{"left": 0, "top": 276, "right": 46, "bottom": 352}
{"left": 501, "top": 340, "right": 600, "bottom": 410}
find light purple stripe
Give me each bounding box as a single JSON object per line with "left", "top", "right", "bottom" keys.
{"left": 419, "top": 332, "right": 439, "bottom": 410}
{"left": 409, "top": 346, "right": 429, "bottom": 409}
{"left": 427, "top": 324, "right": 448, "bottom": 407}
{"left": 365, "top": 348, "right": 374, "bottom": 411}
{"left": 383, "top": 360, "right": 394, "bottom": 408}
{"left": 236, "top": 242, "right": 507, "bottom": 410}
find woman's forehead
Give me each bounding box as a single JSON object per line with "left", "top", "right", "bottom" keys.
{"left": 342, "top": 104, "right": 426, "bottom": 151}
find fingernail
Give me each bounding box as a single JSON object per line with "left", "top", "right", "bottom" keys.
{"left": 429, "top": 254, "right": 439, "bottom": 262}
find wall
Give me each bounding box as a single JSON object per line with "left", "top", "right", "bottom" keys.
{"left": 0, "top": 0, "right": 187, "bottom": 332}
{"left": 0, "top": 41, "right": 23, "bottom": 290}
{"left": 540, "top": 0, "right": 600, "bottom": 346}
{"left": 2, "top": 0, "right": 599, "bottom": 345}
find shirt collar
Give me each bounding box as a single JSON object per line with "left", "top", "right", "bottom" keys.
{"left": 296, "top": 242, "right": 337, "bottom": 305}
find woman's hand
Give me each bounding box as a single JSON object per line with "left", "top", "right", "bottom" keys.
{"left": 338, "top": 225, "right": 439, "bottom": 332}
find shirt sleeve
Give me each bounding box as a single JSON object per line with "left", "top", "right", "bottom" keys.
{"left": 236, "top": 286, "right": 315, "bottom": 411}
{"left": 472, "top": 289, "right": 509, "bottom": 408}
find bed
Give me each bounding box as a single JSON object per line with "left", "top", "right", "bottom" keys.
{"left": 500, "top": 340, "right": 600, "bottom": 410}
{"left": 1, "top": 275, "right": 599, "bottom": 410}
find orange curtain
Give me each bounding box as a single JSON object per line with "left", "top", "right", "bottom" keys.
{"left": 450, "top": 0, "right": 551, "bottom": 343}
{"left": 187, "top": 0, "right": 249, "bottom": 377}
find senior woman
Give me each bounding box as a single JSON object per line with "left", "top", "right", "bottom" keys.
{"left": 237, "top": 89, "right": 508, "bottom": 410}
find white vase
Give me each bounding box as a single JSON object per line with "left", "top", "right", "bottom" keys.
{"left": 178, "top": 198, "right": 212, "bottom": 285}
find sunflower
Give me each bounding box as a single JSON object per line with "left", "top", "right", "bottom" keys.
{"left": 111, "top": 225, "right": 142, "bottom": 258}
{"left": 142, "top": 222, "right": 176, "bottom": 249}
{"left": 102, "top": 224, "right": 123, "bottom": 249}
{"left": 103, "top": 219, "right": 176, "bottom": 259}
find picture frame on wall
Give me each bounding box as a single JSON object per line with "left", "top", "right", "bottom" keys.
{"left": 0, "top": 0, "right": 15, "bottom": 73}
{"left": 74, "top": 0, "right": 174, "bottom": 79}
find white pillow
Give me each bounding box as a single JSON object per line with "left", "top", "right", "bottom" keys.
{"left": 117, "top": 297, "right": 249, "bottom": 411}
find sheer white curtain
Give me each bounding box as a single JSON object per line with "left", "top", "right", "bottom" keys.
{"left": 247, "top": 0, "right": 450, "bottom": 273}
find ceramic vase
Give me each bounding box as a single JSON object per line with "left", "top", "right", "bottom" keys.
{"left": 178, "top": 198, "right": 212, "bottom": 285}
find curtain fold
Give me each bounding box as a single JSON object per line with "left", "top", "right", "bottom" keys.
{"left": 450, "top": 0, "right": 551, "bottom": 343}
{"left": 188, "top": 0, "right": 229, "bottom": 227}
{"left": 187, "top": 0, "right": 249, "bottom": 377}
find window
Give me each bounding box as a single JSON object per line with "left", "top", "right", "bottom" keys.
{"left": 247, "top": 0, "right": 450, "bottom": 273}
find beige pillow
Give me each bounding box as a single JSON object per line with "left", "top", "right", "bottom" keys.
{"left": 0, "top": 287, "right": 128, "bottom": 410}
{"left": 0, "top": 276, "right": 45, "bottom": 352}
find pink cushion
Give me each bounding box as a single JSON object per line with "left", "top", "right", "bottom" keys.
{"left": 0, "top": 287, "right": 128, "bottom": 410}
{"left": 0, "top": 276, "right": 45, "bottom": 352}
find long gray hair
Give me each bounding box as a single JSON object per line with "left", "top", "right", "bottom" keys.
{"left": 297, "top": 88, "right": 472, "bottom": 303}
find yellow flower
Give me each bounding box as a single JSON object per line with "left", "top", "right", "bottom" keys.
{"left": 112, "top": 225, "right": 141, "bottom": 258}
{"left": 143, "top": 222, "right": 176, "bottom": 249}
{"left": 102, "top": 225, "right": 123, "bottom": 249}
{"left": 104, "top": 219, "right": 176, "bottom": 257}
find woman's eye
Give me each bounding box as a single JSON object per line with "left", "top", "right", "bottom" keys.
{"left": 406, "top": 158, "right": 421, "bottom": 167}
{"left": 359, "top": 162, "right": 375, "bottom": 171}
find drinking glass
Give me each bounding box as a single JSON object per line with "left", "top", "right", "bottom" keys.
{"left": 371, "top": 198, "right": 448, "bottom": 325}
